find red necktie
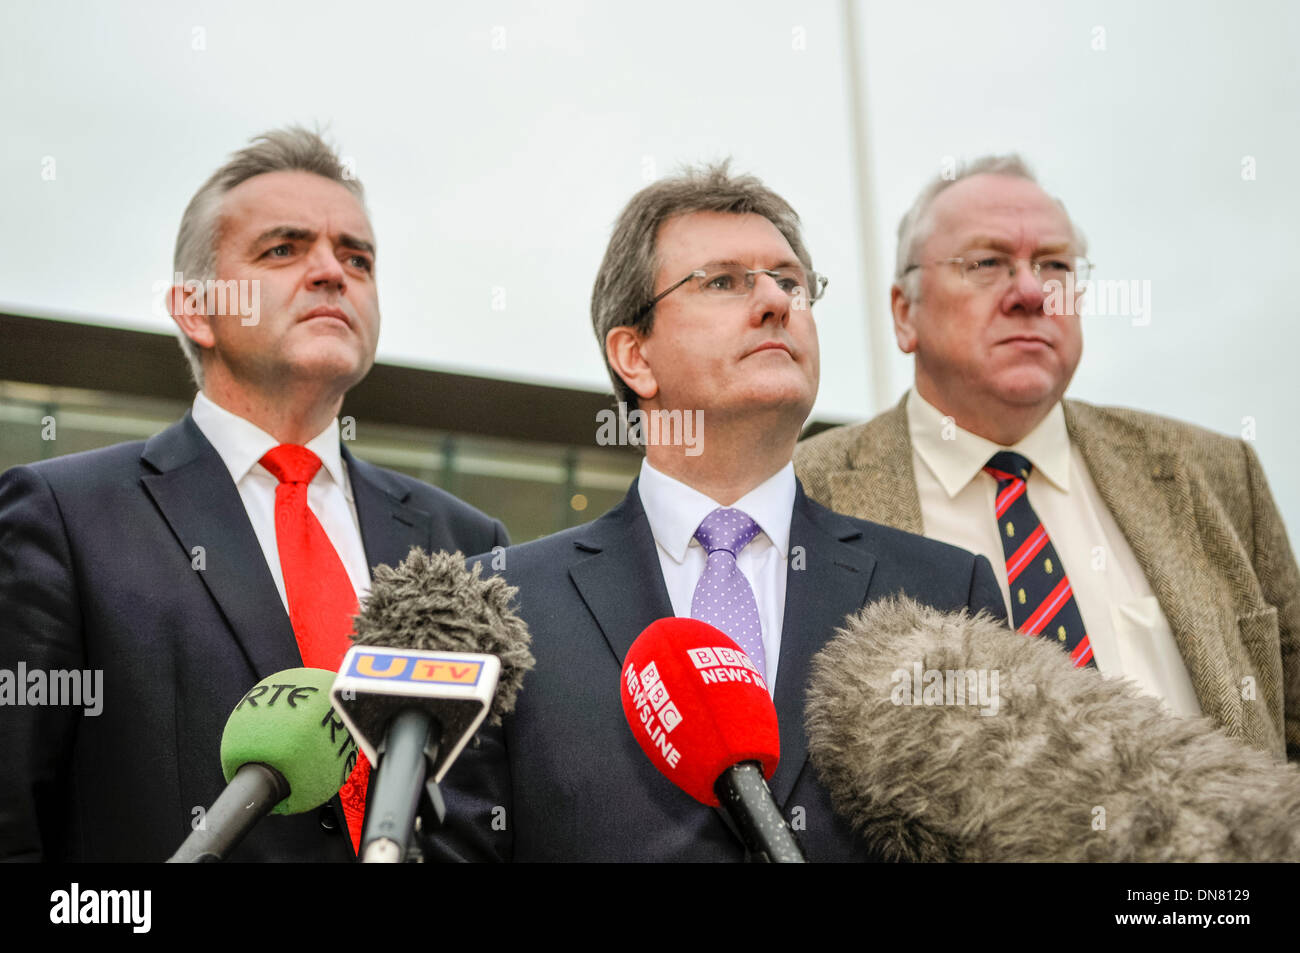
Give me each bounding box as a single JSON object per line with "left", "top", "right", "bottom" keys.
{"left": 260, "top": 444, "right": 370, "bottom": 854}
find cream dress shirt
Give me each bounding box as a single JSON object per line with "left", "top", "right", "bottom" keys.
{"left": 907, "top": 388, "right": 1201, "bottom": 717}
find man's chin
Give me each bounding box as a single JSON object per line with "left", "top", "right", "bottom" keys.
{"left": 716, "top": 386, "right": 815, "bottom": 431}
{"left": 986, "top": 360, "right": 1068, "bottom": 402}
{"left": 282, "top": 349, "right": 373, "bottom": 389}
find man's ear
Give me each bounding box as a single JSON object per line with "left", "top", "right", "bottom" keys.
{"left": 891, "top": 283, "right": 919, "bottom": 354}
{"left": 167, "top": 281, "right": 216, "bottom": 350}
{"left": 605, "top": 325, "right": 659, "bottom": 403}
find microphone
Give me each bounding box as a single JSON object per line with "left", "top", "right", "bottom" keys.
{"left": 806, "top": 596, "right": 1300, "bottom": 862}
{"left": 331, "top": 548, "right": 534, "bottom": 863}
{"left": 168, "top": 668, "right": 358, "bottom": 863}
{"left": 620, "top": 617, "right": 805, "bottom": 863}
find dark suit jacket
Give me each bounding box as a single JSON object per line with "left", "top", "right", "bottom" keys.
{"left": 795, "top": 396, "right": 1300, "bottom": 762}
{"left": 428, "top": 479, "right": 1006, "bottom": 862}
{"left": 0, "top": 412, "right": 507, "bottom": 862}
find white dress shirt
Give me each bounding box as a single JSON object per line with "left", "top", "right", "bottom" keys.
{"left": 190, "top": 392, "right": 371, "bottom": 612}
{"left": 906, "top": 388, "right": 1202, "bottom": 718}
{"left": 637, "top": 458, "right": 796, "bottom": 693}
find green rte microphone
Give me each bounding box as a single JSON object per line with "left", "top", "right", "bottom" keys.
{"left": 167, "top": 668, "right": 359, "bottom": 862}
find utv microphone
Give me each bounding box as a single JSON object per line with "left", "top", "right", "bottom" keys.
{"left": 168, "top": 667, "right": 358, "bottom": 862}
{"left": 620, "top": 617, "right": 805, "bottom": 863}
{"left": 331, "top": 548, "right": 534, "bottom": 863}
{"left": 333, "top": 645, "right": 498, "bottom": 862}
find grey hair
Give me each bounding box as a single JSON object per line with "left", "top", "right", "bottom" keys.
{"left": 894, "top": 154, "right": 1086, "bottom": 300}
{"left": 171, "top": 126, "right": 366, "bottom": 387}
{"left": 590, "top": 159, "right": 815, "bottom": 411}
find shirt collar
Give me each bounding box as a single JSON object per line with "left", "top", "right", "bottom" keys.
{"left": 191, "top": 391, "right": 351, "bottom": 499}
{"left": 637, "top": 458, "right": 796, "bottom": 565}
{"left": 907, "top": 387, "right": 1070, "bottom": 497}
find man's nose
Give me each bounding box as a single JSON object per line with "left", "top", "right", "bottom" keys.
{"left": 305, "top": 242, "right": 346, "bottom": 291}
{"left": 1003, "top": 262, "right": 1046, "bottom": 314}
{"left": 750, "top": 272, "right": 790, "bottom": 326}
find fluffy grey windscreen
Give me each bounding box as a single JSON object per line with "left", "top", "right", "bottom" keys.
{"left": 350, "top": 547, "right": 535, "bottom": 725}
{"left": 805, "top": 595, "right": 1300, "bottom": 862}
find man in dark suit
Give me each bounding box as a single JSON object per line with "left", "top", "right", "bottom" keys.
{"left": 430, "top": 162, "right": 1006, "bottom": 862}
{"left": 0, "top": 128, "right": 506, "bottom": 862}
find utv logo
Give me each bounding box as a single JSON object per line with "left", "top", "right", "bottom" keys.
{"left": 347, "top": 651, "right": 485, "bottom": 685}
{"left": 50, "top": 883, "right": 151, "bottom": 933}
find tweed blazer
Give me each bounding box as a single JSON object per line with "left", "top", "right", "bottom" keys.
{"left": 794, "top": 396, "right": 1300, "bottom": 762}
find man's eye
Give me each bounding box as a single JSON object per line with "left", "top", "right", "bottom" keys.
{"left": 704, "top": 273, "right": 736, "bottom": 291}
{"left": 265, "top": 244, "right": 292, "bottom": 258}
{"left": 970, "top": 257, "right": 1004, "bottom": 271}
{"left": 1038, "top": 258, "right": 1072, "bottom": 273}
{"left": 776, "top": 277, "right": 801, "bottom": 293}
{"left": 348, "top": 255, "right": 373, "bottom": 272}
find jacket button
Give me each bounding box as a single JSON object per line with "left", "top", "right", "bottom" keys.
{"left": 319, "top": 807, "right": 338, "bottom": 832}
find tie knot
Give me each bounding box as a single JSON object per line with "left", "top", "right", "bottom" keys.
{"left": 260, "top": 444, "right": 323, "bottom": 485}
{"left": 984, "top": 450, "right": 1033, "bottom": 484}
{"left": 694, "top": 507, "right": 761, "bottom": 556}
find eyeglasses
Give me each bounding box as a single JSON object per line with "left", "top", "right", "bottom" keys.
{"left": 903, "top": 253, "right": 1093, "bottom": 287}
{"left": 634, "top": 263, "right": 829, "bottom": 323}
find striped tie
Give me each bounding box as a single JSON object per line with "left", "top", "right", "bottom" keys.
{"left": 984, "top": 451, "right": 1095, "bottom": 669}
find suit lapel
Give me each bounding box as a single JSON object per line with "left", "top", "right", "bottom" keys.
{"left": 140, "top": 414, "right": 301, "bottom": 678}
{"left": 1064, "top": 402, "right": 1242, "bottom": 734}
{"left": 140, "top": 420, "right": 436, "bottom": 682}
{"left": 567, "top": 482, "right": 675, "bottom": 666}
{"left": 345, "top": 447, "right": 434, "bottom": 571}
{"left": 830, "top": 397, "right": 925, "bottom": 535}
{"left": 770, "top": 487, "right": 875, "bottom": 805}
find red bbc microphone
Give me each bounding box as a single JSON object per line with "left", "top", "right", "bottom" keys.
{"left": 620, "top": 617, "right": 805, "bottom": 862}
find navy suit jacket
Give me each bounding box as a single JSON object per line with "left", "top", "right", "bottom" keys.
{"left": 0, "top": 413, "right": 507, "bottom": 862}
{"left": 429, "top": 480, "right": 1006, "bottom": 862}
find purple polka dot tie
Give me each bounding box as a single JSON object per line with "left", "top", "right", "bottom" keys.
{"left": 691, "top": 507, "right": 766, "bottom": 679}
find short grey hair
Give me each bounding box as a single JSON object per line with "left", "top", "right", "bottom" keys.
{"left": 590, "top": 160, "right": 815, "bottom": 411}
{"left": 171, "top": 126, "right": 366, "bottom": 387}
{"left": 894, "top": 154, "right": 1086, "bottom": 300}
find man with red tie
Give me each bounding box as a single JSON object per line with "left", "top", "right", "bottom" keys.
{"left": 0, "top": 128, "right": 507, "bottom": 861}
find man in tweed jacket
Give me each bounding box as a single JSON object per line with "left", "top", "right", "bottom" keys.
{"left": 795, "top": 156, "right": 1298, "bottom": 761}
